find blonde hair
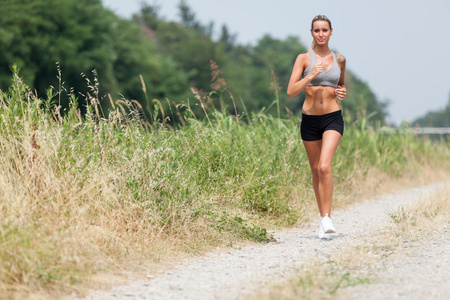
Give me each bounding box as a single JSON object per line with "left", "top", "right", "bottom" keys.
{"left": 308, "top": 15, "right": 332, "bottom": 51}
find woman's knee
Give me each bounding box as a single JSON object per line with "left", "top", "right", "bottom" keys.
{"left": 310, "top": 165, "right": 320, "bottom": 177}
{"left": 318, "top": 163, "right": 332, "bottom": 177}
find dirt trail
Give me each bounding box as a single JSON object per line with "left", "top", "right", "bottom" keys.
{"left": 68, "top": 182, "right": 449, "bottom": 300}
{"left": 336, "top": 224, "right": 449, "bottom": 300}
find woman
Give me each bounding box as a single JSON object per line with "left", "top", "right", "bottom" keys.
{"left": 287, "top": 15, "right": 347, "bottom": 239}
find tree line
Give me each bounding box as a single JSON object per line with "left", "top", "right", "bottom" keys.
{"left": 0, "top": 0, "right": 388, "bottom": 123}
{"left": 413, "top": 93, "right": 450, "bottom": 127}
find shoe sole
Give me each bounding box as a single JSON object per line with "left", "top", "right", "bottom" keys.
{"left": 318, "top": 222, "right": 332, "bottom": 239}
{"left": 322, "top": 217, "right": 336, "bottom": 234}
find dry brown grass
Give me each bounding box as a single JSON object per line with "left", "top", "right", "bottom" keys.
{"left": 334, "top": 163, "right": 450, "bottom": 211}
{"left": 2, "top": 122, "right": 449, "bottom": 300}
{"left": 2, "top": 75, "right": 450, "bottom": 299}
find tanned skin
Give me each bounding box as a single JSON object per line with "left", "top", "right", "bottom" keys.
{"left": 287, "top": 20, "right": 346, "bottom": 218}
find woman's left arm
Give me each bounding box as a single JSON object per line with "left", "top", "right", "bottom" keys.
{"left": 335, "top": 54, "right": 346, "bottom": 100}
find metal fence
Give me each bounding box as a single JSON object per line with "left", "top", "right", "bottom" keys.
{"left": 410, "top": 128, "right": 450, "bottom": 135}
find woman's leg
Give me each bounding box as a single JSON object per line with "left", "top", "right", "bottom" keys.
{"left": 317, "top": 130, "right": 342, "bottom": 217}
{"left": 303, "top": 139, "right": 323, "bottom": 215}
{"left": 303, "top": 130, "right": 342, "bottom": 217}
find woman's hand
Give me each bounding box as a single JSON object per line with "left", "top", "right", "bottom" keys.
{"left": 310, "top": 62, "right": 324, "bottom": 78}
{"left": 335, "top": 85, "right": 346, "bottom": 100}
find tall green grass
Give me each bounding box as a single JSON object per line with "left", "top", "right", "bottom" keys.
{"left": 0, "top": 70, "right": 448, "bottom": 298}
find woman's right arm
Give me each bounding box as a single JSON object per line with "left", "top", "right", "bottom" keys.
{"left": 287, "top": 54, "right": 322, "bottom": 98}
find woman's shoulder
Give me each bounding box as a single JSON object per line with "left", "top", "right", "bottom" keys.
{"left": 296, "top": 51, "right": 311, "bottom": 63}
{"left": 334, "top": 53, "right": 346, "bottom": 64}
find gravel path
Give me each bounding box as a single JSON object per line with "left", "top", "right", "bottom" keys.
{"left": 336, "top": 224, "right": 449, "bottom": 300}
{"left": 69, "top": 182, "right": 449, "bottom": 300}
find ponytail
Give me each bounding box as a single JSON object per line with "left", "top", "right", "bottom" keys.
{"left": 308, "top": 40, "right": 316, "bottom": 51}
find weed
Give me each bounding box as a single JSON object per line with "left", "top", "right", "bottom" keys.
{"left": 0, "top": 68, "right": 449, "bottom": 298}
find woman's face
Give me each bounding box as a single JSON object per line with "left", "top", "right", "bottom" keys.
{"left": 311, "top": 20, "right": 332, "bottom": 46}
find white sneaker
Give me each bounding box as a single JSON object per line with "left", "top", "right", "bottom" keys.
{"left": 321, "top": 214, "right": 336, "bottom": 234}
{"left": 318, "top": 218, "right": 331, "bottom": 239}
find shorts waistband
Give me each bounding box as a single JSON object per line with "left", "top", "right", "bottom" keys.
{"left": 301, "top": 110, "right": 342, "bottom": 118}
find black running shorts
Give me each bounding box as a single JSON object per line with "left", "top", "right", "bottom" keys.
{"left": 300, "top": 110, "right": 344, "bottom": 141}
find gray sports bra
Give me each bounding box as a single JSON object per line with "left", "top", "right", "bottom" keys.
{"left": 303, "top": 50, "right": 341, "bottom": 87}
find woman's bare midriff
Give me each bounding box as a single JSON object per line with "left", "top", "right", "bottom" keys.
{"left": 302, "top": 86, "right": 341, "bottom": 115}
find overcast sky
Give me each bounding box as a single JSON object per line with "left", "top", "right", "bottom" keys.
{"left": 103, "top": 0, "right": 450, "bottom": 125}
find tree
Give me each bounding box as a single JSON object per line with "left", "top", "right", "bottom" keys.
{"left": 178, "top": 0, "right": 197, "bottom": 28}
{"left": 219, "top": 24, "right": 236, "bottom": 52}
{"left": 135, "top": 4, "right": 221, "bottom": 92}
{"left": 0, "top": 0, "right": 117, "bottom": 97}
{"left": 413, "top": 92, "right": 450, "bottom": 127}
{"left": 343, "top": 72, "right": 388, "bottom": 124}
{"left": 132, "top": 1, "right": 164, "bottom": 33}
{"left": 0, "top": 0, "right": 189, "bottom": 113}
{"left": 0, "top": 0, "right": 389, "bottom": 125}
{"left": 218, "top": 35, "right": 307, "bottom": 115}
